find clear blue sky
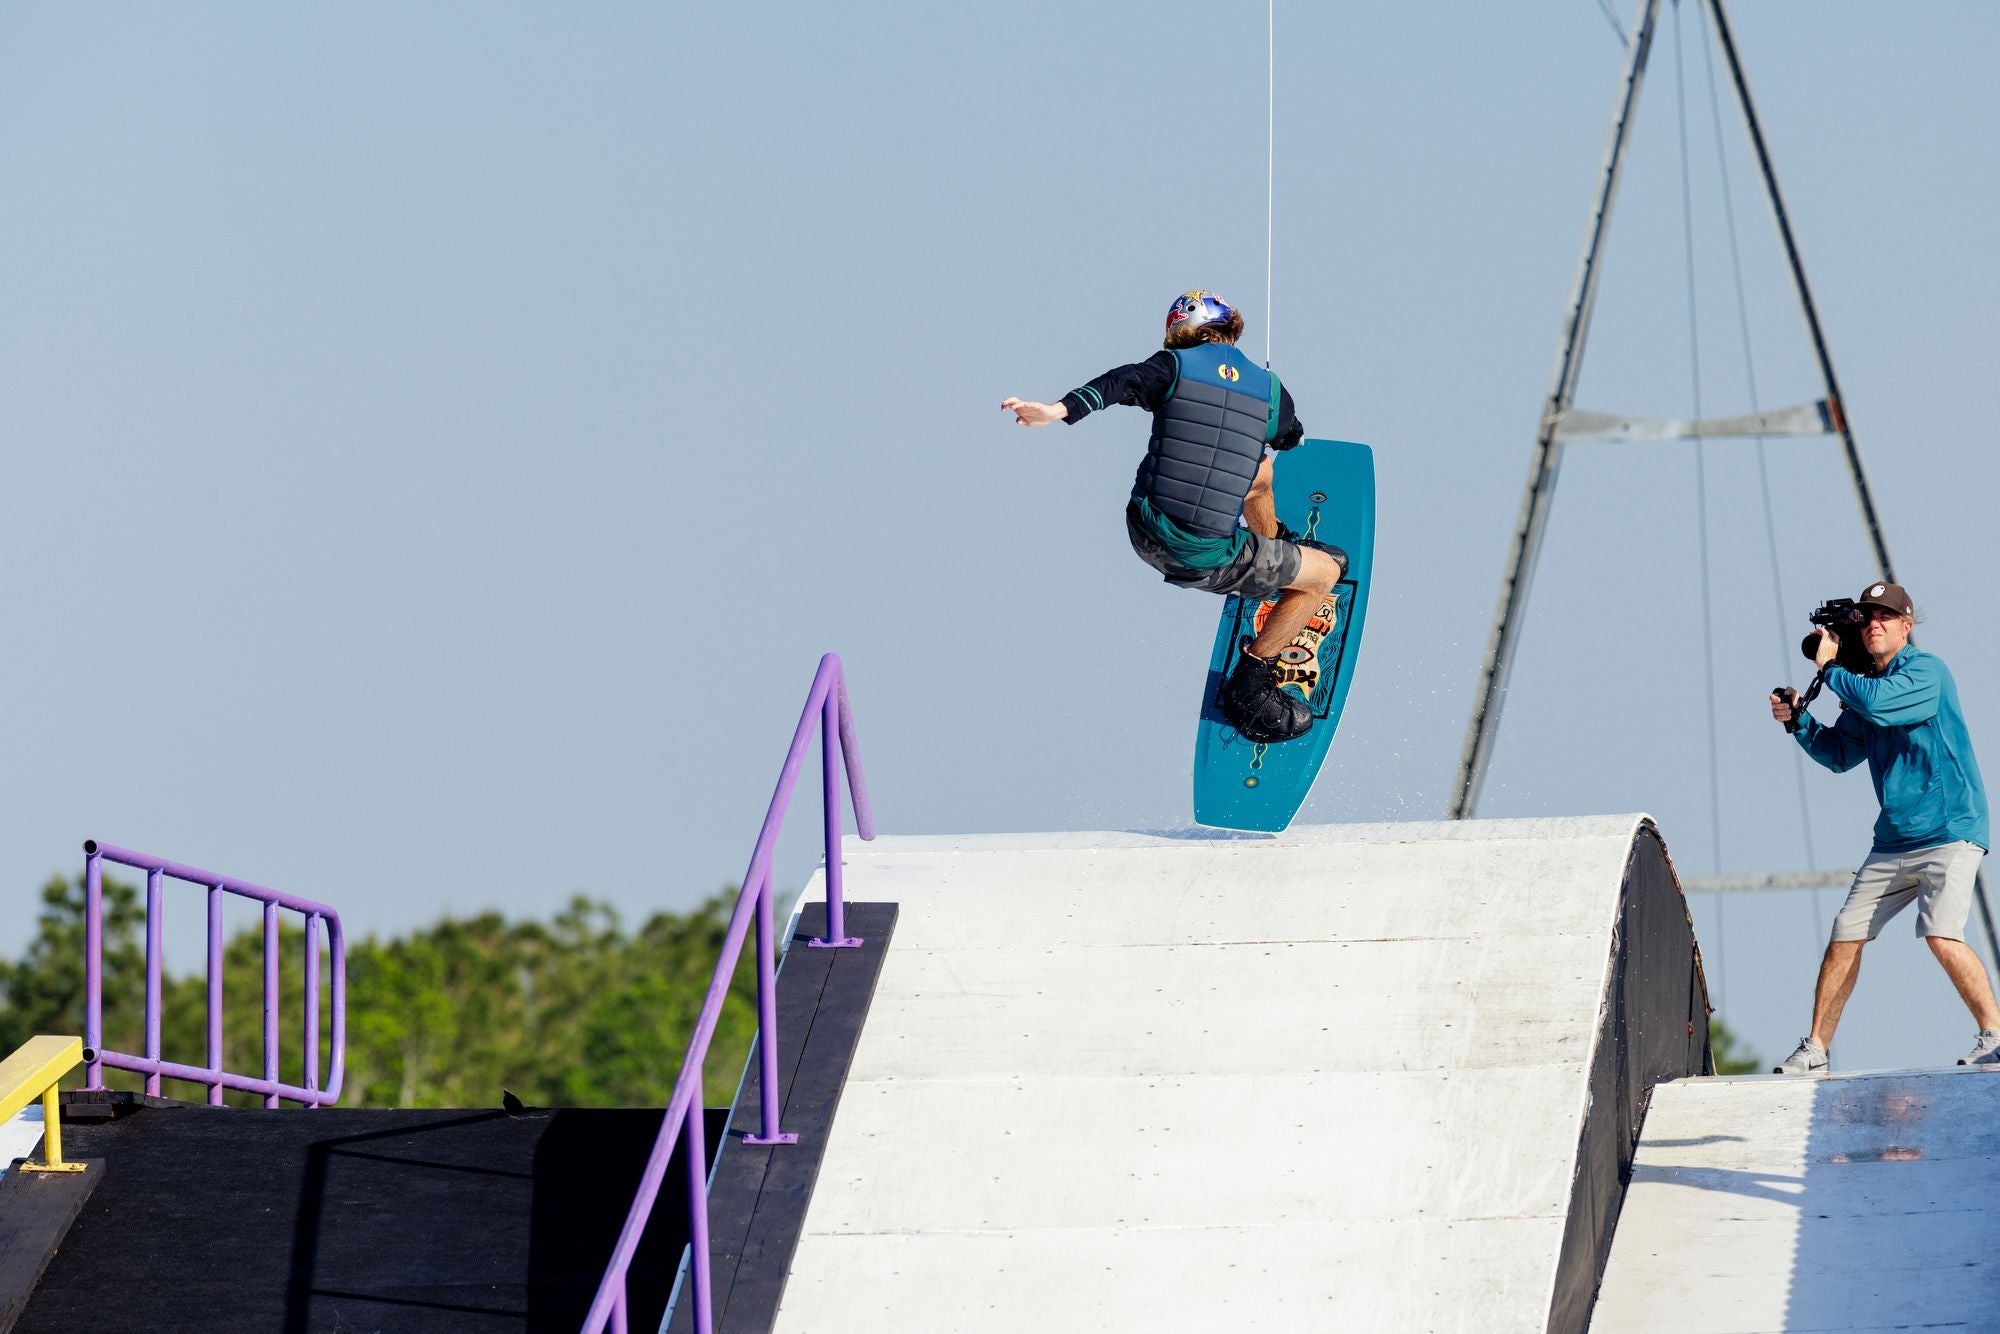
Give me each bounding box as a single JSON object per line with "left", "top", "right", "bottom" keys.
{"left": 3, "top": 3, "right": 1995, "bottom": 1072}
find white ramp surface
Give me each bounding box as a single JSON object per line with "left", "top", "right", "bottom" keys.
{"left": 0, "top": 1104, "right": 46, "bottom": 1177}
{"left": 772, "top": 816, "right": 1652, "bottom": 1334}
{"left": 1592, "top": 1067, "right": 2000, "bottom": 1332}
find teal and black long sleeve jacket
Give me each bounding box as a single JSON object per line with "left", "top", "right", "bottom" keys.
{"left": 1795, "top": 645, "right": 1990, "bottom": 853}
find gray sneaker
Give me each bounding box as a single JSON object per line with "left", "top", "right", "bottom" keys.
{"left": 1774, "top": 1037, "right": 1828, "bottom": 1075}
{"left": 1958, "top": 1029, "right": 2000, "bottom": 1066}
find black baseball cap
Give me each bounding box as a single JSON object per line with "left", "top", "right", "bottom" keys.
{"left": 1856, "top": 581, "right": 1913, "bottom": 616}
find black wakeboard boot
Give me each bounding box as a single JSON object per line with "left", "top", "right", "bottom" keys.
{"left": 1221, "top": 646, "right": 1312, "bottom": 743}
{"left": 1299, "top": 539, "right": 1349, "bottom": 580}
{"left": 1274, "top": 525, "right": 1349, "bottom": 580}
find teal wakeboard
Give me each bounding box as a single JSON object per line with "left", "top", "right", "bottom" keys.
{"left": 1192, "top": 439, "right": 1375, "bottom": 832}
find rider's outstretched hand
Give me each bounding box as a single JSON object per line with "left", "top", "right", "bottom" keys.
{"left": 1001, "top": 397, "right": 1066, "bottom": 427}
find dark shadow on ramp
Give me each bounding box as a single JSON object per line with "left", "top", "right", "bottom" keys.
{"left": 17, "top": 1100, "right": 726, "bottom": 1333}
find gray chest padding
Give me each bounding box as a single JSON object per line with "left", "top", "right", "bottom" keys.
{"left": 1134, "top": 378, "right": 1269, "bottom": 538}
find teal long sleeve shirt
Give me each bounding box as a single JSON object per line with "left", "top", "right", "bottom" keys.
{"left": 1793, "top": 645, "right": 1989, "bottom": 853}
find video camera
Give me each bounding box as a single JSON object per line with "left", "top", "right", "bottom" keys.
{"left": 1774, "top": 597, "right": 1878, "bottom": 732}
{"left": 1800, "top": 598, "right": 1875, "bottom": 675}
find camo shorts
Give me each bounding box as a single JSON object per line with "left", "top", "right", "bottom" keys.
{"left": 1125, "top": 502, "right": 1302, "bottom": 602}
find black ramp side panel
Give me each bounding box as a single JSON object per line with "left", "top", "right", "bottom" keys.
{"left": 671, "top": 901, "right": 897, "bottom": 1334}
{"left": 1546, "top": 822, "right": 1710, "bottom": 1334}
{"left": 17, "top": 1104, "right": 727, "bottom": 1333}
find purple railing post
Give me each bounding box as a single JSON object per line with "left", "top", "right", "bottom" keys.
{"left": 834, "top": 664, "right": 876, "bottom": 842}
{"left": 84, "top": 844, "right": 103, "bottom": 1090}
{"left": 207, "top": 884, "right": 225, "bottom": 1105}
{"left": 263, "top": 902, "right": 280, "bottom": 1109}
{"left": 743, "top": 873, "right": 796, "bottom": 1147}
{"left": 143, "top": 868, "right": 163, "bottom": 1097}
{"left": 303, "top": 913, "right": 321, "bottom": 1100}
{"left": 685, "top": 1074, "right": 714, "bottom": 1334}
{"left": 327, "top": 917, "right": 346, "bottom": 1109}
{"left": 580, "top": 653, "right": 876, "bottom": 1334}
{"left": 809, "top": 691, "right": 861, "bottom": 950}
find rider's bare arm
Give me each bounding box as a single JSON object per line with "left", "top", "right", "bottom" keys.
{"left": 1243, "top": 456, "right": 1278, "bottom": 538}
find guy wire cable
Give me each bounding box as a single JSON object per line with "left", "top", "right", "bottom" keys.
{"left": 1674, "top": 0, "right": 1728, "bottom": 1005}
{"left": 1696, "top": 0, "right": 1825, "bottom": 948}
{"left": 1594, "top": 0, "right": 1629, "bottom": 47}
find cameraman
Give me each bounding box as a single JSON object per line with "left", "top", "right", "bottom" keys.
{"left": 1768, "top": 582, "right": 1996, "bottom": 1073}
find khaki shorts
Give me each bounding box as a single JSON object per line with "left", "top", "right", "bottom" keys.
{"left": 1831, "top": 841, "right": 1985, "bottom": 942}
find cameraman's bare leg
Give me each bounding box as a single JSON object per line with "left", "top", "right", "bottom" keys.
{"left": 1809, "top": 939, "right": 1865, "bottom": 1049}
{"left": 1249, "top": 547, "right": 1345, "bottom": 658}
{"left": 1925, "top": 936, "right": 2000, "bottom": 1030}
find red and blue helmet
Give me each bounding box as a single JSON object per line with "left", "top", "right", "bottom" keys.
{"left": 1165, "top": 290, "right": 1236, "bottom": 338}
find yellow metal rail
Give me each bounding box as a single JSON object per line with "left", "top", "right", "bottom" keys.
{"left": 0, "top": 1035, "right": 87, "bottom": 1174}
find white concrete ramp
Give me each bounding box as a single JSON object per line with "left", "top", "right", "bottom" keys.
{"left": 770, "top": 815, "right": 1705, "bottom": 1334}
{"left": 1591, "top": 1067, "right": 2000, "bottom": 1332}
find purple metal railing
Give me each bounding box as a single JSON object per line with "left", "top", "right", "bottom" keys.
{"left": 82, "top": 840, "right": 346, "bottom": 1109}
{"left": 581, "top": 653, "right": 874, "bottom": 1334}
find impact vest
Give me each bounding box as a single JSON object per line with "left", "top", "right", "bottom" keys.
{"left": 1131, "top": 344, "right": 1279, "bottom": 538}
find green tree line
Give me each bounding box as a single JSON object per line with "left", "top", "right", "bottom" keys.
{"left": 1708, "top": 1017, "right": 1762, "bottom": 1075}
{"left": 0, "top": 875, "right": 758, "bottom": 1109}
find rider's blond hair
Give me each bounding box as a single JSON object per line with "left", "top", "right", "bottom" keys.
{"left": 1164, "top": 309, "right": 1245, "bottom": 350}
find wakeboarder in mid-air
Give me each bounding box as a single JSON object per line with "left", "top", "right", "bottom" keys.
{"left": 1002, "top": 291, "right": 1346, "bottom": 743}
